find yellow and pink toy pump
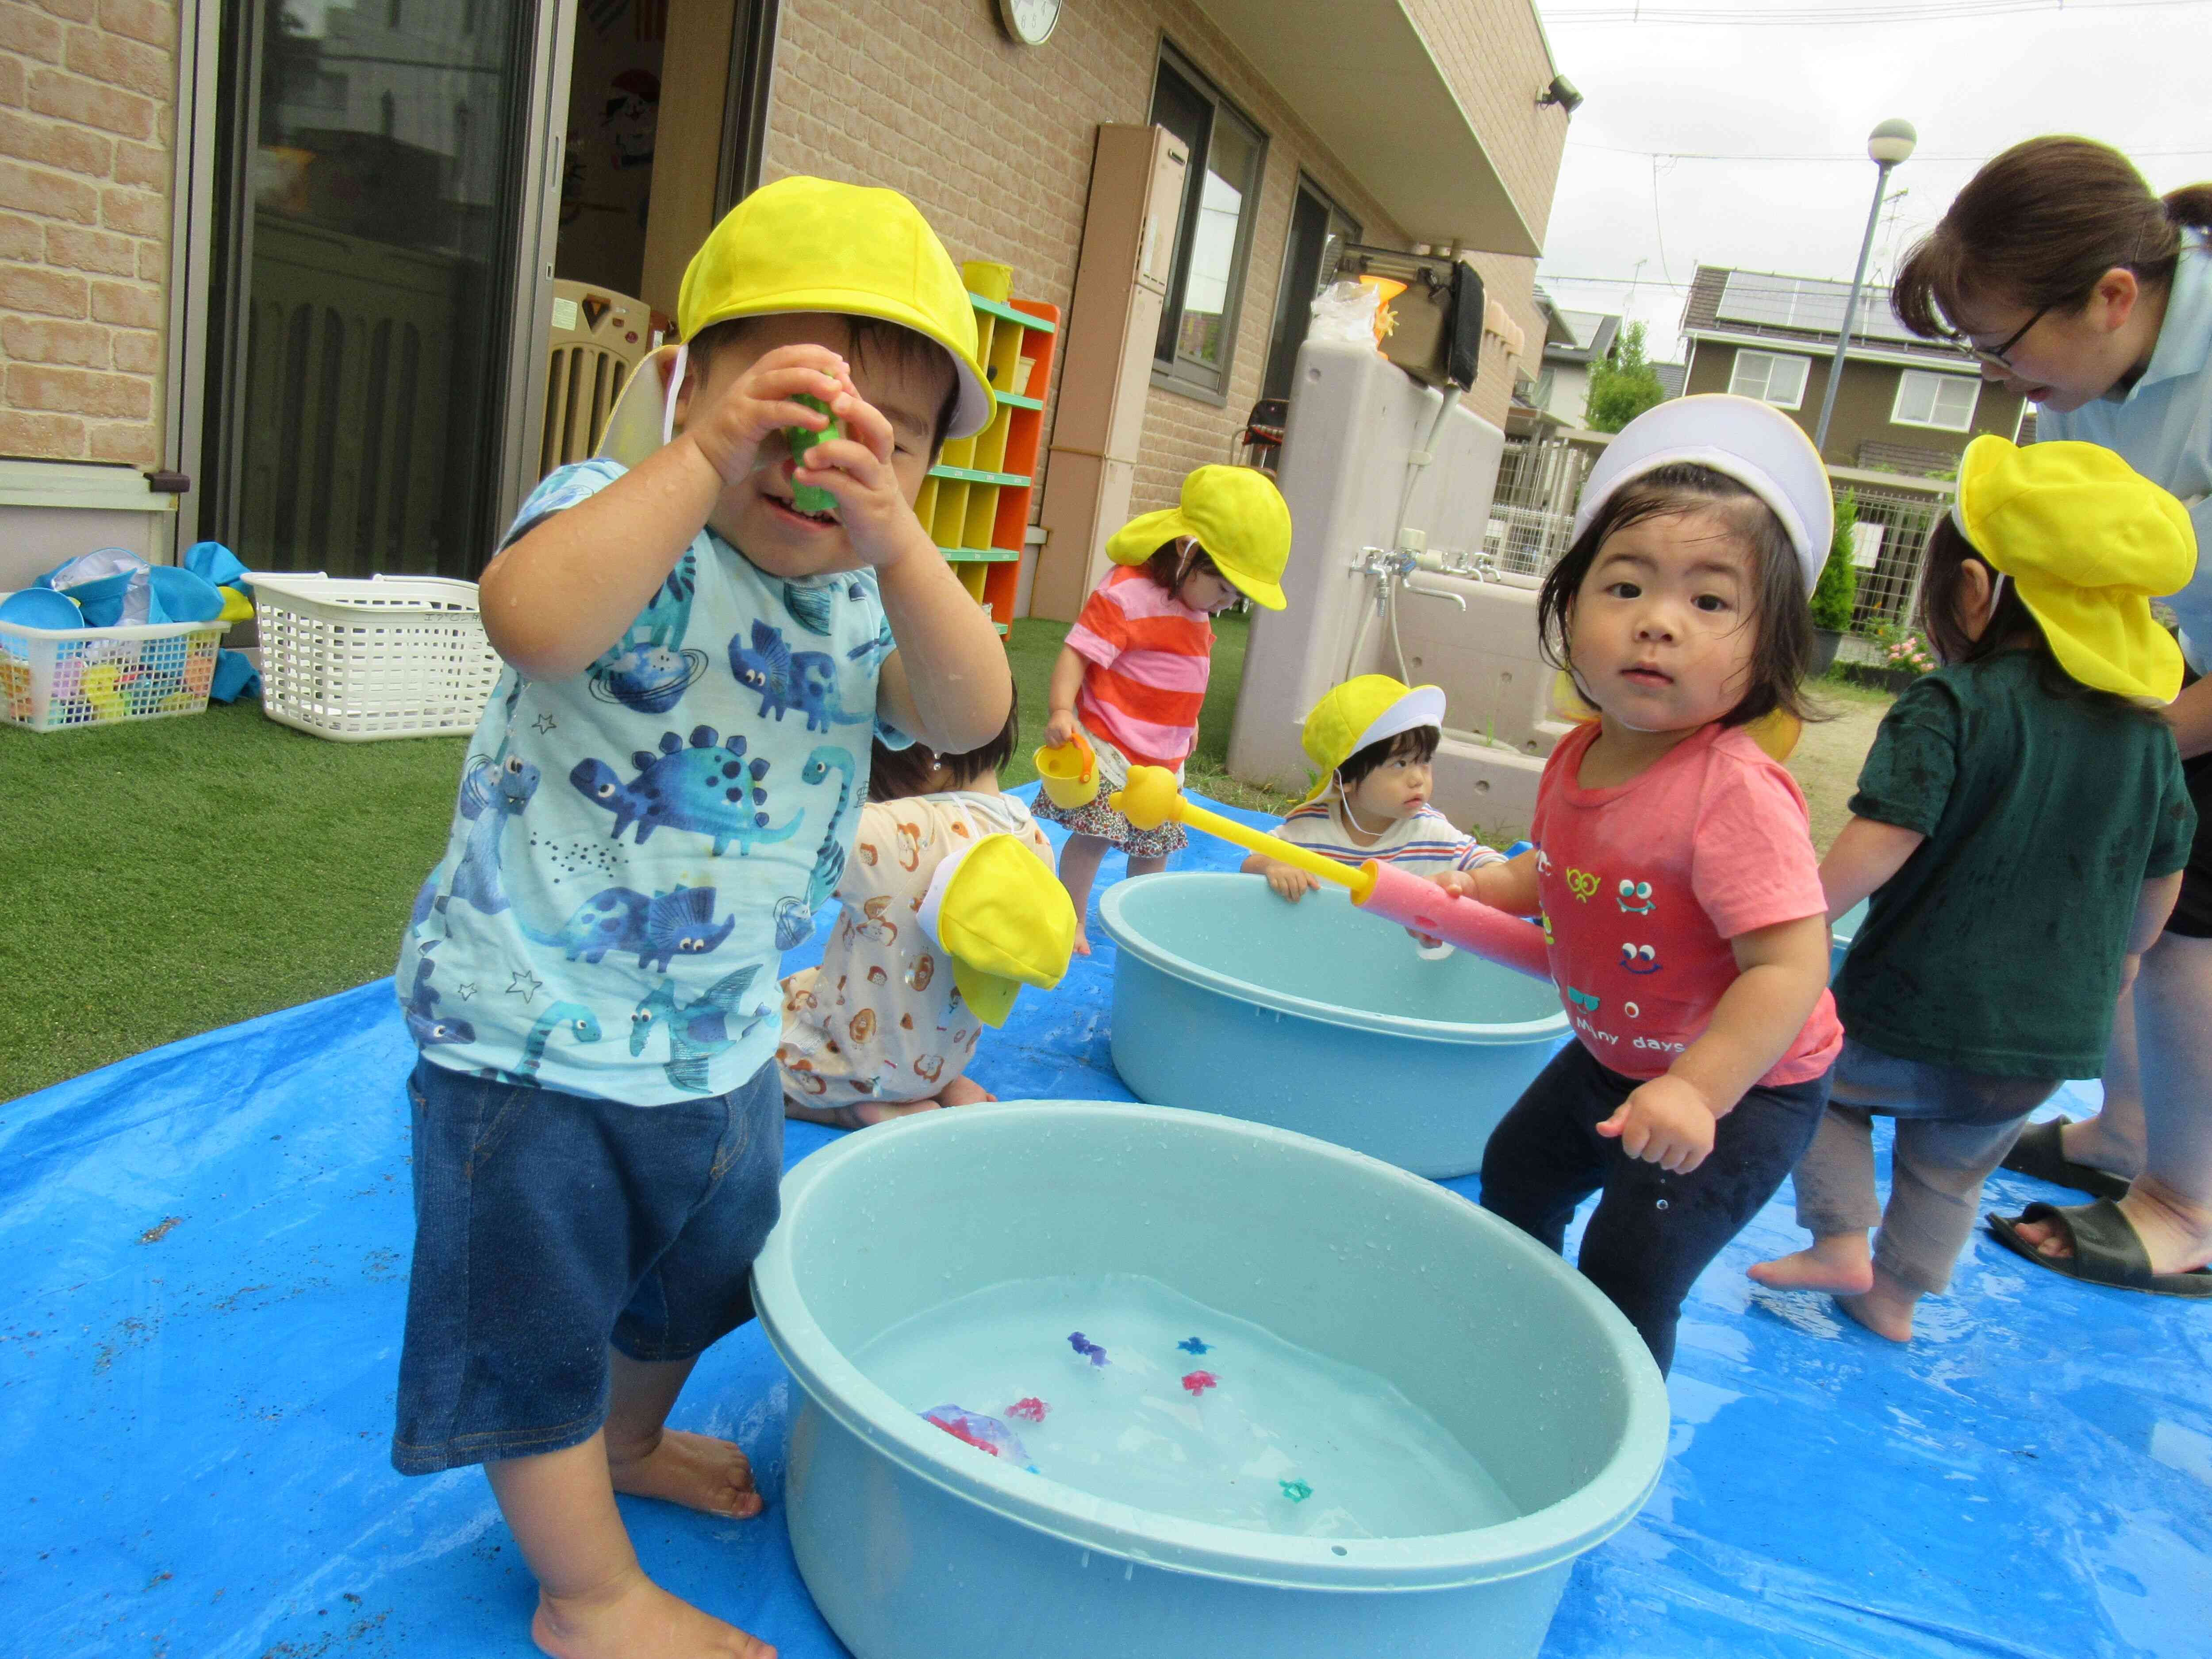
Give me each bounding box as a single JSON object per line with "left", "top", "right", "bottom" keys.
{"left": 1109, "top": 766, "right": 1551, "bottom": 979}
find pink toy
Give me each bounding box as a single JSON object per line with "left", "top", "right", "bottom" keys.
{"left": 1007, "top": 1397, "right": 1049, "bottom": 1423}
{"left": 1180, "top": 1370, "right": 1219, "bottom": 1397}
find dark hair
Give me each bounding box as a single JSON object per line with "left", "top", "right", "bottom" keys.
{"left": 1536, "top": 462, "right": 1813, "bottom": 729}
{"left": 1892, "top": 136, "right": 2212, "bottom": 338}
{"left": 865, "top": 697, "right": 1019, "bottom": 802}
{"left": 689, "top": 314, "right": 962, "bottom": 453}
{"left": 1918, "top": 516, "right": 2161, "bottom": 722}
{"left": 1140, "top": 539, "right": 1223, "bottom": 599}
{"left": 1337, "top": 724, "right": 1440, "bottom": 792}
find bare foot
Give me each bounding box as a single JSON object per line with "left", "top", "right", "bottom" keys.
{"left": 1748, "top": 1233, "right": 1873, "bottom": 1295}
{"left": 939, "top": 1074, "right": 996, "bottom": 1107}
{"left": 2010, "top": 1181, "right": 2212, "bottom": 1275}
{"left": 1072, "top": 929, "right": 1091, "bottom": 957}
{"left": 1835, "top": 1267, "right": 1919, "bottom": 1343}
{"left": 534, "top": 1570, "right": 774, "bottom": 1659}
{"left": 607, "top": 1429, "right": 764, "bottom": 1520}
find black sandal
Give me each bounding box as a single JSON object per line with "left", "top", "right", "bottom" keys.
{"left": 1997, "top": 1118, "right": 2132, "bottom": 1202}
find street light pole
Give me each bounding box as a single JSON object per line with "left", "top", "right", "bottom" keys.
{"left": 1812, "top": 118, "right": 1916, "bottom": 458}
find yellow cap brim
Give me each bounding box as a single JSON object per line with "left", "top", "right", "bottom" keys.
{"left": 2013, "top": 578, "right": 2184, "bottom": 701}
{"left": 687, "top": 296, "right": 995, "bottom": 440}
{"left": 951, "top": 955, "right": 1020, "bottom": 1028}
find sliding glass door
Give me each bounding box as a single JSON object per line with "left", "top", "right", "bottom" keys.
{"left": 202, "top": 0, "right": 570, "bottom": 576}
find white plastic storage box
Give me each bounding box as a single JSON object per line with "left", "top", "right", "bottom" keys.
{"left": 250, "top": 573, "right": 502, "bottom": 742}
{"left": 0, "top": 616, "right": 225, "bottom": 733}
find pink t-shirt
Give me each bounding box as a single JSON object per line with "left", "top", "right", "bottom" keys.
{"left": 1531, "top": 721, "right": 1842, "bottom": 1086}
{"left": 1064, "top": 567, "right": 1214, "bottom": 771}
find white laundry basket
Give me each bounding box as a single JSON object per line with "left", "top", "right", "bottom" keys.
{"left": 250, "top": 573, "right": 502, "bottom": 741}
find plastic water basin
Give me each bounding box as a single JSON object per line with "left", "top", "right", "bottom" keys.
{"left": 752, "top": 1101, "right": 1669, "bottom": 1659}
{"left": 1099, "top": 872, "right": 1567, "bottom": 1177}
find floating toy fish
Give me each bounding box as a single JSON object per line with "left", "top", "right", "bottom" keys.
{"left": 1279, "top": 1479, "right": 1313, "bottom": 1503}
{"left": 787, "top": 392, "right": 843, "bottom": 517}
{"left": 922, "top": 1405, "right": 1036, "bottom": 1471}
{"left": 1068, "top": 1332, "right": 1108, "bottom": 1367}
{"left": 1177, "top": 1336, "right": 1210, "bottom": 1355}
{"left": 1006, "top": 1397, "right": 1049, "bottom": 1423}
{"left": 1180, "top": 1370, "right": 1218, "bottom": 1398}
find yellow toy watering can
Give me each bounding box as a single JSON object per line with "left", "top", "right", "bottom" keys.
{"left": 1034, "top": 731, "right": 1100, "bottom": 810}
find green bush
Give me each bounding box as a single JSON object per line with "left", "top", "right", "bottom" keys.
{"left": 1811, "top": 488, "right": 1859, "bottom": 632}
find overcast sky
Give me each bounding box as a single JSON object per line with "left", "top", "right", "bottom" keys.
{"left": 1532, "top": 0, "right": 2212, "bottom": 363}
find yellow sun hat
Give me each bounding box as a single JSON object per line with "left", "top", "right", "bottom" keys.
{"left": 1954, "top": 434, "right": 2196, "bottom": 702}
{"left": 917, "top": 833, "right": 1077, "bottom": 1028}
{"left": 596, "top": 176, "right": 993, "bottom": 465}
{"left": 1297, "top": 674, "right": 1446, "bottom": 804}
{"left": 1105, "top": 465, "right": 1292, "bottom": 610}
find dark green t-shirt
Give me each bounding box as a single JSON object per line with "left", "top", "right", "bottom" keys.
{"left": 1835, "top": 652, "right": 2195, "bottom": 1078}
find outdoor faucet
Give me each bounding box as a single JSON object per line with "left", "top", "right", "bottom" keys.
{"left": 1402, "top": 579, "right": 1467, "bottom": 611}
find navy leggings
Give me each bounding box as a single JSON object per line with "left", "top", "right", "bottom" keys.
{"left": 1479, "top": 1040, "right": 1831, "bottom": 1375}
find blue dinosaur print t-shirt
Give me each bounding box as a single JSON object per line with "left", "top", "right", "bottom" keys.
{"left": 398, "top": 457, "right": 908, "bottom": 1106}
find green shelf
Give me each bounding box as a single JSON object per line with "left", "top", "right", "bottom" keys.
{"left": 939, "top": 545, "right": 1021, "bottom": 563}
{"left": 995, "top": 391, "right": 1044, "bottom": 411}
{"left": 968, "top": 292, "right": 1057, "bottom": 332}
{"left": 929, "top": 464, "right": 1032, "bottom": 487}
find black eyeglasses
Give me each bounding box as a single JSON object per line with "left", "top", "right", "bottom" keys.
{"left": 1960, "top": 305, "right": 2047, "bottom": 371}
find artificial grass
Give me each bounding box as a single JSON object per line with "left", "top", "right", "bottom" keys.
{"left": 0, "top": 703, "right": 465, "bottom": 1100}
{"left": 0, "top": 613, "right": 1294, "bottom": 1100}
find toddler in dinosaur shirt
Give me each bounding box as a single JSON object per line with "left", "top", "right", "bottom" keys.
{"left": 389, "top": 177, "right": 1010, "bottom": 1659}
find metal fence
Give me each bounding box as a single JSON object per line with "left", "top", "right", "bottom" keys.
{"left": 1483, "top": 434, "right": 1953, "bottom": 640}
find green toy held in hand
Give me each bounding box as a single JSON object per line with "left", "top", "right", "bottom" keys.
{"left": 787, "top": 392, "right": 843, "bottom": 518}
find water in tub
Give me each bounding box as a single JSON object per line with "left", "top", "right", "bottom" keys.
{"left": 854, "top": 1272, "right": 1516, "bottom": 1538}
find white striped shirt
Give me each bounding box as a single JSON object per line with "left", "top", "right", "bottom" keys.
{"left": 1275, "top": 799, "right": 1504, "bottom": 877}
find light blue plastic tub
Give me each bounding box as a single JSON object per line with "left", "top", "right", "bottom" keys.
{"left": 1831, "top": 899, "right": 1867, "bottom": 979}
{"left": 1099, "top": 873, "right": 1567, "bottom": 1177}
{"left": 753, "top": 1101, "right": 1668, "bottom": 1659}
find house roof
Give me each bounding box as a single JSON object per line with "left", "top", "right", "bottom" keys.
{"left": 1544, "top": 309, "right": 1620, "bottom": 365}
{"left": 1681, "top": 265, "right": 1981, "bottom": 371}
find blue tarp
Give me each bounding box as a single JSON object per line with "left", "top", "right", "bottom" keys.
{"left": 4, "top": 790, "right": 2208, "bottom": 1657}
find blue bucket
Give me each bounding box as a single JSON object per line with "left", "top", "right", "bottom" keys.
{"left": 753, "top": 1101, "right": 1669, "bottom": 1659}
{"left": 1099, "top": 873, "right": 1567, "bottom": 1177}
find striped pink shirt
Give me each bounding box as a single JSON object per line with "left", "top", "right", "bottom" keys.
{"left": 1065, "top": 567, "right": 1215, "bottom": 771}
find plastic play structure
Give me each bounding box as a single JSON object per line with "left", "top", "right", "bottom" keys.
{"left": 1228, "top": 336, "right": 1579, "bottom": 829}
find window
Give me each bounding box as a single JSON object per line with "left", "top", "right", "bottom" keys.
{"left": 1729, "top": 349, "right": 1809, "bottom": 411}
{"left": 1259, "top": 174, "right": 1359, "bottom": 404}
{"left": 1892, "top": 369, "right": 1980, "bottom": 433}
{"left": 1150, "top": 46, "right": 1268, "bottom": 401}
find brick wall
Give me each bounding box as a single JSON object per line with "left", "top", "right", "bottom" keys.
{"left": 763, "top": 0, "right": 1562, "bottom": 521}
{"left": 0, "top": 0, "right": 175, "bottom": 468}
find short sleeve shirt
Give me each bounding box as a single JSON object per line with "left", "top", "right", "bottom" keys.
{"left": 1835, "top": 653, "right": 2194, "bottom": 1077}
{"left": 397, "top": 458, "right": 908, "bottom": 1105}
{"left": 1065, "top": 567, "right": 1214, "bottom": 770}
{"left": 777, "top": 791, "right": 1050, "bottom": 1107}
{"left": 1532, "top": 721, "right": 1842, "bottom": 1085}
{"left": 1275, "top": 799, "right": 1505, "bottom": 878}
{"left": 2043, "top": 240, "right": 2212, "bottom": 663}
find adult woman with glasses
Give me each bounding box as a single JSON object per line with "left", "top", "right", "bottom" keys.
{"left": 1888, "top": 135, "right": 2212, "bottom": 1297}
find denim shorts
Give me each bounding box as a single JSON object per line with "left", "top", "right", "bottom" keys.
{"left": 391, "top": 1054, "right": 783, "bottom": 1475}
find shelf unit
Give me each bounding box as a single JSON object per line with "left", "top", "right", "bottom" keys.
{"left": 914, "top": 261, "right": 1059, "bottom": 634}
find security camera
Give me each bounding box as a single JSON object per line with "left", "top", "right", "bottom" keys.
{"left": 1538, "top": 75, "right": 1583, "bottom": 115}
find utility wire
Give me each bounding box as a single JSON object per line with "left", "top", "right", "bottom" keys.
{"left": 1567, "top": 141, "right": 2212, "bottom": 162}
{"left": 1545, "top": 0, "right": 2208, "bottom": 25}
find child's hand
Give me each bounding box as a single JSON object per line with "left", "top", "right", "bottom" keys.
{"left": 681, "top": 343, "right": 848, "bottom": 487}
{"left": 1264, "top": 863, "right": 1321, "bottom": 902}
{"left": 1597, "top": 1075, "right": 1719, "bottom": 1173}
{"left": 1042, "top": 708, "right": 1079, "bottom": 748}
{"left": 1430, "top": 869, "right": 1479, "bottom": 900}
{"left": 788, "top": 382, "right": 933, "bottom": 571}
